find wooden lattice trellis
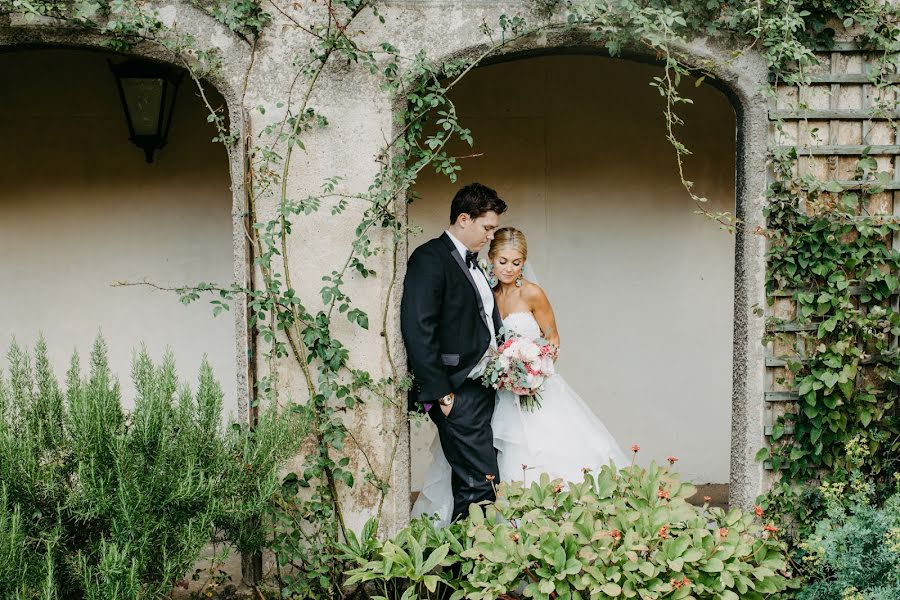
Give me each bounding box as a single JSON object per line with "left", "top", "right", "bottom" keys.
{"left": 765, "top": 42, "right": 900, "bottom": 469}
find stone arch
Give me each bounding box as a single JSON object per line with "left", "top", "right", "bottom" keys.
{"left": 0, "top": 8, "right": 254, "bottom": 423}
{"left": 399, "top": 26, "right": 769, "bottom": 510}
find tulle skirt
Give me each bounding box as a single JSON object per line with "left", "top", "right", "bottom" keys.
{"left": 412, "top": 373, "right": 628, "bottom": 526}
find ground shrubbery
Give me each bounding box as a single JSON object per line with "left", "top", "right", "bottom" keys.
{"left": 0, "top": 336, "right": 308, "bottom": 600}
{"left": 784, "top": 438, "right": 900, "bottom": 600}
{"left": 344, "top": 460, "right": 792, "bottom": 600}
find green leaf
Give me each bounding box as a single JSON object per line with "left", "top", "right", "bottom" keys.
{"left": 421, "top": 544, "right": 450, "bottom": 573}
{"left": 701, "top": 558, "right": 725, "bottom": 572}
{"left": 841, "top": 193, "right": 859, "bottom": 210}
{"left": 860, "top": 410, "right": 872, "bottom": 427}
{"left": 721, "top": 570, "right": 735, "bottom": 589}
{"left": 401, "top": 585, "right": 417, "bottom": 600}
{"left": 468, "top": 503, "right": 484, "bottom": 525}
{"left": 601, "top": 583, "right": 622, "bottom": 597}
{"left": 682, "top": 548, "right": 704, "bottom": 562}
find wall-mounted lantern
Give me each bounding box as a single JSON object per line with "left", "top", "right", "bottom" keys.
{"left": 109, "top": 59, "right": 183, "bottom": 163}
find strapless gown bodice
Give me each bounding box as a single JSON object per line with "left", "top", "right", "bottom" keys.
{"left": 501, "top": 311, "right": 543, "bottom": 341}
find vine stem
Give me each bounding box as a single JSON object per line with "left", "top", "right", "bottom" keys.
{"left": 657, "top": 19, "right": 735, "bottom": 231}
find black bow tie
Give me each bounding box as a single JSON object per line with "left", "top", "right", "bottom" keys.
{"left": 465, "top": 251, "right": 477, "bottom": 269}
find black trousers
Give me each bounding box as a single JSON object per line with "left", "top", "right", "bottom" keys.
{"left": 428, "top": 379, "right": 498, "bottom": 522}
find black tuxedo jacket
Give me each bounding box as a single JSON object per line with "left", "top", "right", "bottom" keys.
{"left": 401, "top": 233, "right": 502, "bottom": 410}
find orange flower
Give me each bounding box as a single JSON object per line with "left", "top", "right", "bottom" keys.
{"left": 672, "top": 576, "right": 691, "bottom": 589}
{"left": 485, "top": 474, "right": 495, "bottom": 482}
{"left": 610, "top": 529, "right": 621, "bottom": 541}
{"left": 658, "top": 525, "right": 669, "bottom": 539}
{"left": 553, "top": 482, "right": 564, "bottom": 493}
{"left": 754, "top": 505, "right": 765, "bottom": 518}
{"left": 764, "top": 524, "right": 778, "bottom": 533}
{"left": 511, "top": 533, "right": 520, "bottom": 542}
{"left": 703, "top": 495, "right": 712, "bottom": 503}
{"left": 718, "top": 527, "right": 729, "bottom": 537}
{"left": 666, "top": 455, "right": 679, "bottom": 465}
{"left": 657, "top": 488, "right": 670, "bottom": 500}
{"left": 631, "top": 444, "right": 640, "bottom": 453}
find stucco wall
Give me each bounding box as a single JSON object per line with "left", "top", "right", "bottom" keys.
{"left": 411, "top": 55, "right": 737, "bottom": 486}
{"left": 0, "top": 49, "right": 238, "bottom": 416}
{"left": 0, "top": 0, "right": 773, "bottom": 560}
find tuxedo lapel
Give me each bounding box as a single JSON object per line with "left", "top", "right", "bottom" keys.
{"left": 440, "top": 233, "right": 491, "bottom": 332}
{"left": 475, "top": 261, "right": 503, "bottom": 338}
{"left": 491, "top": 301, "right": 503, "bottom": 338}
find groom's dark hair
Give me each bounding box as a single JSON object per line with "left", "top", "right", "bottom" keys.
{"left": 450, "top": 183, "right": 507, "bottom": 224}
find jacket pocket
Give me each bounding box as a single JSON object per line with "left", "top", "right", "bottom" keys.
{"left": 440, "top": 353, "right": 460, "bottom": 367}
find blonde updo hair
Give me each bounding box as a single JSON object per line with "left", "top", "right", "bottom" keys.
{"left": 489, "top": 227, "right": 528, "bottom": 261}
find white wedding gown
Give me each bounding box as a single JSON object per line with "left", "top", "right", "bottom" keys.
{"left": 412, "top": 311, "right": 629, "bottom": 526}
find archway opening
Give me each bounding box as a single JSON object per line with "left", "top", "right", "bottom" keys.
{"left": 0, "top": 47, "right": 239, "bottom": 417}
{"left": 409, "top": 53, "right": 737, "bottom": 505}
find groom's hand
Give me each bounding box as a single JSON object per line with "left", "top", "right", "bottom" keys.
{"left": 438, "top": 392, "right": 455, "bottom": 417}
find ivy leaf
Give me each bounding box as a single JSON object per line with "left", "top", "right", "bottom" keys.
{"left": 820, "top": 371, "right": 839, "bottom": 389}
{"left": 860, "top": 410, "right": 873, "bottom": 427}
{"left": 810, "top": 428, "right": 822, "bottom": 444}
{"left": 842, "top": 193, "right": 859, "bottom": 210}
{"left": 74, "top": 0, "right": 102, "bottom": 19}
{"left": 771, "top": 423, "right": 785, "bottom": 440}
{"left": 798, "top": 379, "right": 814, "bottom": 396}
{"left": 839, "top": 379, "right": 854, "bottom": 399}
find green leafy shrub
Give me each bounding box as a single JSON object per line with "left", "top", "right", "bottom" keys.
{"left": 344, "top": 462, "right": 791, "bottom": 599}
{"left": 791, "top": 437, "right": 900, "bottom": 600}
{"left": 0, "top": 336, "right": 309, "bottom": 600}
{"left": 796, "top": 490, "right": 900, "bottom": 600}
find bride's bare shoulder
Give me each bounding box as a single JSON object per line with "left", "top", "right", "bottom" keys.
{"left": 521, "top": 280, "right": 549, "bottom": 304}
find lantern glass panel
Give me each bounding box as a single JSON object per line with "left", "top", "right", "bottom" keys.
{"left": 121, "top": 76, "right": 164, "bottom": 136}
{"left": 160, "top": 79, "right": 177, "bottom": 140}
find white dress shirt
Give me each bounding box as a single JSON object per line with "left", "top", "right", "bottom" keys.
{"left": 445, "top": 231, "right": 497, "bottom": 378}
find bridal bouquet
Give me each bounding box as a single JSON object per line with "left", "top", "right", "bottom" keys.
{"left": 481, "top": 333, "right": 556, "bottom": 412}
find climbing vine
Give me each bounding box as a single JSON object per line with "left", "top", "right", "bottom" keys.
{"left": 3, "top": 0, "right": 900, "bottom": 596}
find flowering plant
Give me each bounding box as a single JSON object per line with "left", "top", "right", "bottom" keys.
{"left": 344, "top": 459, "right": 792, "bottom": 599}
{"left": 481, "top": 329, "right": 556, "bottom": 411}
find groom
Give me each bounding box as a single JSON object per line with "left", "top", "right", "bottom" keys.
{"left": 401, "top": 182, "right": 507, "bottom": 521}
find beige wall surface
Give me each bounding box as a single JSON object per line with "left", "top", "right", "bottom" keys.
{"left": 411, "top": 55, "right": 737, "bottom": 485}
{"left": 0, "top": 50, "right": 238, "bottom": 416}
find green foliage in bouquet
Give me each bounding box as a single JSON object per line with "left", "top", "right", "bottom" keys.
{"left": 343, "top": 461, "right": 791, "bottom": 599}
{"left": 0, "top": 336, "right": 308, "bottom": 600}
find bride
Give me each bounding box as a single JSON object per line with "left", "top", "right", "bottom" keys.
{"left": 413, "top": 227, "right": 628, "bottom": 526}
